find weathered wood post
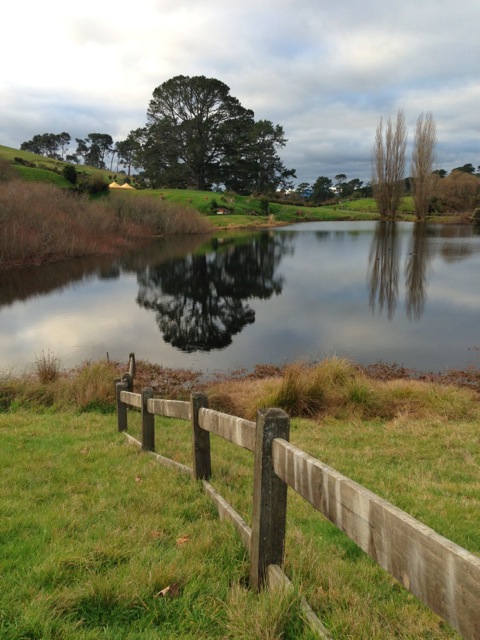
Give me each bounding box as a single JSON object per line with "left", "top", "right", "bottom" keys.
{"left": 114, "top": 378, "right": 128, "bottom": 432}
{"left": 122, "top": 371, "right": 133, "bottom": 392}
{"left": 128, "top": 352, "right": 136, "bottom": 380}
{"left": 191, "top": 392, "right": 211, "bottom": 480}
{"left": 141, "top": 387, "right": 155, "bottom": 451}
{"left": 250, "top": 407, "right": 290, "bottom": 591}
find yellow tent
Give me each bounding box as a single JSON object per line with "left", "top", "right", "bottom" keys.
{"left": 120, "top": 183, "right": 135, "bottom": 190}
{"left": 108, "top": 181, "right": 122, "bottom": 189}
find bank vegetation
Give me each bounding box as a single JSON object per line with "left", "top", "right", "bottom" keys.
{"left": 0, "top": 180, "right": 212, "bottom": 269}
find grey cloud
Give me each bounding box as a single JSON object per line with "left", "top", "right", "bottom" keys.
{"left": 1, "top": 0, "right": 479, "bottom": 183}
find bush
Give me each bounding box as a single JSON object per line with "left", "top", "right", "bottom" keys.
{"left": 259, "top": 197, "right": 270, "bottom": 215}
{"left": 62, "top": 164, "right": 78, "bottom": 185}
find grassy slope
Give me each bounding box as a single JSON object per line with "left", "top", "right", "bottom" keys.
{"left": 0, "top": 144, "right": 113, "bottom": 186}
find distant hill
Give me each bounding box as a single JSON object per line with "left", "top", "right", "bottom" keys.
{"left": 0, "top": 144, "right": 117, "bottom": 187}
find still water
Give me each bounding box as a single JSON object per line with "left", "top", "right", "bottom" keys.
{"left": 1, "top": 221, "right": 479, "bottom": 375}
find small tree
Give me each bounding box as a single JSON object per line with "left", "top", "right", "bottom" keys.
{"left": 411, "top": 112, "right": 437, "bottom": 220}
{"left": 371, "top": 109, "right": 407, "bottom": 219}
{"left": 311, "top": 176, "right": 333, "bottom": 203}
{"left": 62, "top": 164, "right": 77, "bottom": 185}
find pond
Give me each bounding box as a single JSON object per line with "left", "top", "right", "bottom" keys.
{"left": 1, "top": 221, "right": 480, "bottom": 376}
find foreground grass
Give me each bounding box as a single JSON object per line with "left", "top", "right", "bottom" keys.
{"left": 1, "top": 357, "right": 479, "bottom": 638}
{"left": 0, "top": 411, "right": 315, "bottom": 639}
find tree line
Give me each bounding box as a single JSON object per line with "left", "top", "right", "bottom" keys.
{"left": 19, "top": 78, "right": 479, "bottom": 213}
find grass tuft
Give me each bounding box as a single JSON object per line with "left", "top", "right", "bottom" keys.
{"left": 34, "top": 350, "right": 61, "bottom": 384}
{"left": 207, "top": 357, "right": 479, "bottom": 424}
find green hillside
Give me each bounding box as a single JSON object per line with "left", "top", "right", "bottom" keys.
{"left": 1, "top": 143, "right": 417, "bottom": 224}
{"left": 0, "top": 144, "right": 113, "bottom": 185}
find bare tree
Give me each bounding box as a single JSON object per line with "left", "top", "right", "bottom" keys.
{"left": 411, "top": 112, "right": 437, "bottom": 220}
{"left": 371, "top": 109, "right": 407, "bottom": 219}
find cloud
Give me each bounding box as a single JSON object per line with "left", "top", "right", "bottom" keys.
{"left": 1, "top": 0, "right": 479, "bottom": 183}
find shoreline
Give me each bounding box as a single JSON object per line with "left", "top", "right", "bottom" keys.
{"left": 2, "top": 212, "right": 473, "bottom": 270}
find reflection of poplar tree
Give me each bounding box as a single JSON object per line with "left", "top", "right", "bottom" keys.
{"left": 368, "top": 221, "right": 400, "bottom": 320}
{"left": 405, "top": 223, "right": 430, "bottom": 320}
{"left": 136, "top": 233, "right": 288, "bottom": 352}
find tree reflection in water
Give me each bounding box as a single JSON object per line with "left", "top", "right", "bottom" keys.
{"left": 368, "top": 221, "right": 400, "bottom": 320}
{"left": 369, "top": 221, "right": 432, "bottom": 321}
{"left": 405, "top": 223, "right": 430, "bottom": 320}
{"left": 136, "top": 232, "right": 290, "bottom": 352}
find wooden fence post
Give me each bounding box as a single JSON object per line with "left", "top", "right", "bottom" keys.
{"left": 250, "top": 407, "right": 290, "bottom": 591}
{"left": 122, "top": 371, "right": 133, "bottom": 392}
{"left": 141, "top": 387, "right": 155, "bottom": 452}
{"left": 115, "top": 378, "right": 128, "bottom": 432}
{"left": 128, "top": 352, "right": 136, "bottom": 378}
{"left": 191, "top": 392, "right": 211, "bottom": 480}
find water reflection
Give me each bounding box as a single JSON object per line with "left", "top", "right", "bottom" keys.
{"left": 368, "top": 221, "right": 400, "bottom": 320}
{"left": 0, "top": 235, "right": 210, "bottom": 309}
{"left": 405, "top": 223, "right": 430, "bottom": 320}
{"left": 2, "top": 222, "right": 480, "bottom": 373}
{"left": 136, "top": 233, "right": 291, "bottom": 352}
{"left": 368, "top": 221, "right": 436, "bottom": 321}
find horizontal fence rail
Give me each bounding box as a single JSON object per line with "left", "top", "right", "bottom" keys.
{"left": 114, "top": 366, "right": 480, "bottom": 640}
{"left": 272, "top": 438, "right": 480, "bottom": 640}
{"left": 199, "top": 408, "right": 256, "bottom": 452}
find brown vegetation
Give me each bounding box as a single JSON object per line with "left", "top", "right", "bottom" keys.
{"left": 207, "top": 357, "right": 479, "bottom": 422}
{"left": 0, "top": 181, "right": 212, "bottom": 269}
{"left": 0, "top": 357, "right": 203, "bottom": 413}
{"left": 2, "top": 355, "right": 479, "bottom": 422}
{"left": 434, "top": 170, "right": 480, "bottom": 213}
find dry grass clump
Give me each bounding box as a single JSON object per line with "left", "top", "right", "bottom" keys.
{"left": 34, "top": 350, "right": 61, "bottom": 384}
{"left": 208, "top": 358, "right": 358, "bottom": 420}
{"left": 68, "top": 361, "right": 120, "bottom": 411}
{"left": 207, "top": 357, "right": 479, "bottom": 422}
{"left": 0, "top": 358, "right": 121, "bottom": 413}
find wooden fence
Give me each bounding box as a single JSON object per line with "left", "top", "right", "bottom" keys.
{"left": 114, "top": 372, "right": 480, "bottom": 640}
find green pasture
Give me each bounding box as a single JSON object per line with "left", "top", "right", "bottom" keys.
{"left": 1, "top": 372, "right": 478, "bottom": 637}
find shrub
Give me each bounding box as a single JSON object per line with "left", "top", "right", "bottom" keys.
{"left": 259, "top": 197, "right": 270, "bottom": 215}
{"left": 62, "top": 164, "right": 78, "bottom": 185}
{"left": 435, "top": 171, "right": 480, "bottom": 212}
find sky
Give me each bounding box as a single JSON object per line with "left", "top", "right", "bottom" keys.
{"left": 1, "top": 0, "right": 479, "bottom": 185}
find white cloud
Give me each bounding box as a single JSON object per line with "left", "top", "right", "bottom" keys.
{"left": 1, "top": 0, "right": 479, "bottom": 183}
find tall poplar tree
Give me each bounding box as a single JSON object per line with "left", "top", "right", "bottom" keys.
{"left": 371, "top": 109, "right": 407, "bottom": 219}
{"left": 411, "top": 112, "right": 437, "bottom": 221}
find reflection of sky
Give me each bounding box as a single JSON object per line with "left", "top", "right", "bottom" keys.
{"left": 1, "top": 222, "right": 480, "bottom": 375}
